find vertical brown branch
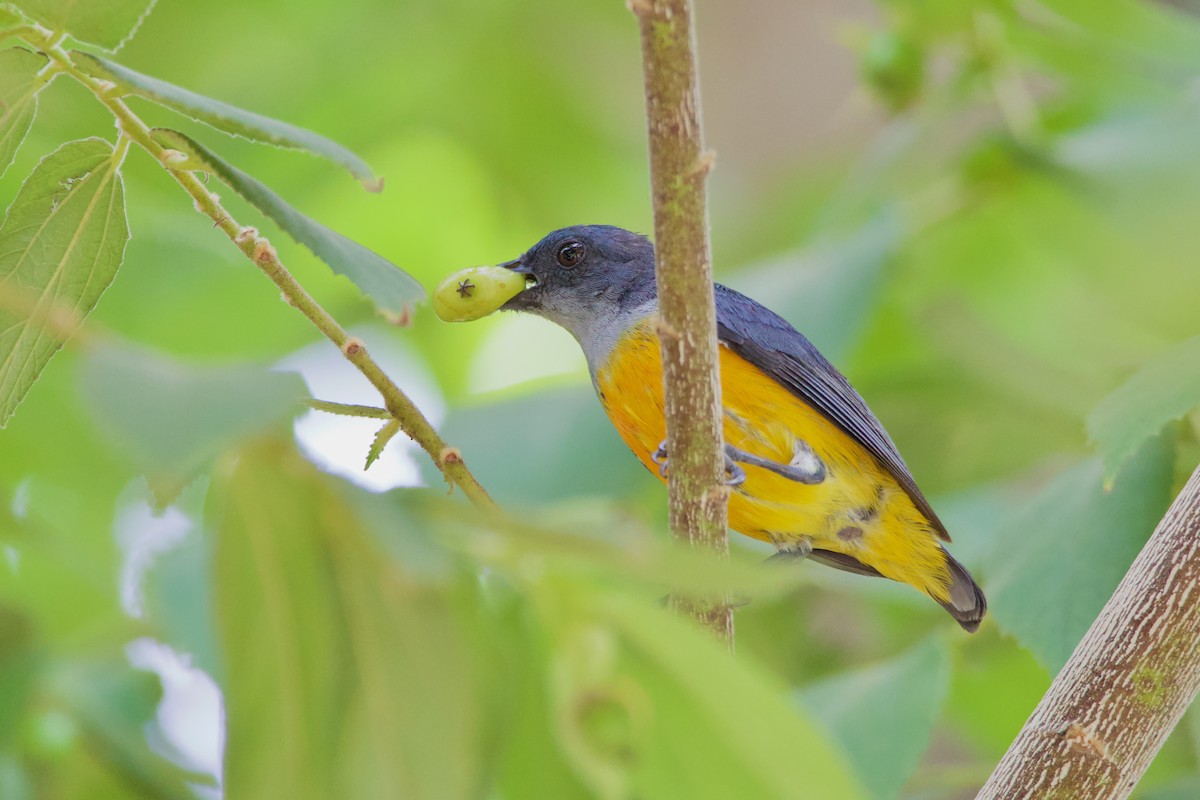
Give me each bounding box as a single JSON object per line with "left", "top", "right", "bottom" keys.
{"left": 631, "top": 0, "right": 732, "bottom": 644}
{"left": 978, "top": 464, "right": 1200, "bottom": 799}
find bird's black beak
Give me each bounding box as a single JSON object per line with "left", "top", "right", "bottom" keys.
{"left": 498, "top": 258, "right": 531, "bottom": 275}
{"left": 498, "top": 257, "right": 540, "bottom": 310}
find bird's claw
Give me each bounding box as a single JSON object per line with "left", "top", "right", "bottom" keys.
{"left": 723, "top": 452, "right": 746, "bottom": 487}
{"left": 652, "top": 440, "right": 669, "bottom": 478}
{"left": 765, "top": 540, "right": 813, "bottom": 564}
{"left": 651, "top": 440, "right": 746, "bottom": 486}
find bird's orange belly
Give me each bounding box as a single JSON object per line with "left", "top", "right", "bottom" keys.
{"left": 594, "top": 323, "right": 951, "bottom": 601}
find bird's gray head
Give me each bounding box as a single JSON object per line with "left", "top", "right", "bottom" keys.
{"left": 499, "top": 225, "right": 658, "bottom": 363}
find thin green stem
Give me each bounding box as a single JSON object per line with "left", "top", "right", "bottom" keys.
{"left": 306, "top": 399, "right": 392, "bottom": 420}
{"left": 21, "top": 31, "right": 495, "bottom": 510}
{"left": 112, "top": 132, "right": 131, "bottom": 165}
{"left": 1, "top": 25, "right": 42, "bottom": 42}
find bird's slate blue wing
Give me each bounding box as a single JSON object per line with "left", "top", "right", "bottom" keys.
{"left": 714, "top": 283, "right": 949, "bottom": 540}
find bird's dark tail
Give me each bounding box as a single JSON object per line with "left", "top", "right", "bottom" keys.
{"left": 938, "top": 549, "right": 987, "bottom": 632}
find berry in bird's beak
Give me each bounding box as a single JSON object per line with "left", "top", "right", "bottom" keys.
{"left": 431, "top": 265, "right": 528, "bottom": 322}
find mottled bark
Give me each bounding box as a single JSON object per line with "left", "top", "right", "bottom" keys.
{"left": 631, "top": 0, "right": 733, "bottom": 645}
{"left": 979, "top": 464, "right": 1200, "bottom": 799}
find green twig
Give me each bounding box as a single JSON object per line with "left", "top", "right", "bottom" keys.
{"left": 18, "top": 29, "right": 495, "bottom": 510}
{"left": 630, "top": 0, "right": 732, "bottom": 645}
{"left": 305, "top": 399, "right": 392, "bottom": 419}
{"left": 0, "top": 25, "right": 42, "bottom": 42}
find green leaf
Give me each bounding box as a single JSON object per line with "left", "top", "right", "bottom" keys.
{"left": 0, "top": 607, "right": 39, "bottom": 751}
{"left": 428, "top": 386, "right": 657, "bottom": 505}
{"left": 1087, "top": 335, "right": 1200, "bottom": 482}
{"left": 53, "top": 657, "right": 208, "bottom": 798}
{"left": 9, "top": 0, "right": 156, "bottom": 51}
{"left": 945, "top": 642, "right": 1049, "bottom": 758}
{"left": 153, "top": 129, "right": 424, "bottom": 317}
{"left": 425, "top": 495, "right": 803, "bottom": 603}
{"left": 0, "top": 48, "right": 50, "bottom": 181}
{"left": 494, "top": 623, "right": 594, "bottom": 800}
{"left": 1138, "top": 780, "right": 1200, "bottom": 800}
{"left": 75, "top": 51, "right": 380, "bottom": 187}
{"left": 79, "top": 342, "right": 306, "bottom": 504}
{"left": 799, "top": 637, "right": 951, "bottom": 799}
{"left": 1037, "top": 0, "right": 1200, "bottom": 68}
{"left": 729, "top": 211, "right": 900, "bottom": 362}
{"left": 599, "top": 592, "right": 865, "bottom": 800}
{"left": 212, "top": 440, "right": 495, "bottom": 799}
{"left": 326, "top": 517, "right": 495, "bottom": 800}
{"left": 987, "top": 433, "right": 1174, "bottom": 672}
{"left": 0, "top": 137, "right": 128, "bottom": 428}
{"left": 0, "top": 754, "right": 32, "bottom": 800}
{"left": 213, "top": 440, "right": 356, "bottom": 799}
{"left": 142, "top": 481, "right": 221, "bottom": 679}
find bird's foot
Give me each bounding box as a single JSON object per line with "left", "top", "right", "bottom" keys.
{"left": 764, "top": 540, "right": 813, "bottom": 565}
{"left": 651, "top": 439, "right": 746, "bottom": 486}
{"left": 651, "top": 439, "right": 670, "bottom": 478}
{"left": 725, "top": 442, "right": 826, "bottom": 485}
{"left": 723, "top": 448, "right": 746, "bottom": 487}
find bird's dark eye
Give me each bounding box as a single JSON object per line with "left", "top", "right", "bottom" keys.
{"left": 556, "top": 241, "right": 585, "bottom": 268}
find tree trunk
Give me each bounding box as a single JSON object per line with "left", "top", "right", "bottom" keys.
{"left": 978, "top": 463, "right": 1200, "bottom": 799}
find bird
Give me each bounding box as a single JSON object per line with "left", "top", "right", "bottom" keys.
{"left": 497, "top": 224, "right": 986, "bottom": 631}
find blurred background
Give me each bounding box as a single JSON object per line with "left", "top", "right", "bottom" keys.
{"left": 4, "top": 0, "right": 1200, "bottom": 797}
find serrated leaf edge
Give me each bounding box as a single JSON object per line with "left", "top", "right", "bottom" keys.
{"left": 74, "top": 50, "right": 379, "bottom": 187}
{"left": 151, "top": 127, "right": 425, "bottom": 312}
{"left": 0, "top": 48, "right": 53, "bottom": 181}
{"left": 365, "top": 418, "right": 401, "bottom": 470}
{"left": 0, "top": 137, "right": 130, "bottom": 427}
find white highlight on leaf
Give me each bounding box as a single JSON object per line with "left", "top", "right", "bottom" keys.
{"left": 113, "top": 486, "right": 192, "bottom": 618}
{"left": 11, "top": 477, "right": 31, "bottom": 519}
{"left": 277, "top": 325, "right": 444, "bottom": 492}
{"left": 126, "top": 637, "right": 223, "bottom": 788}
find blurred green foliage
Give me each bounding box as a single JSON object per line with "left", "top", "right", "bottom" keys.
{"left": 4, "top": 0, "right": 1200, "bottom": 798}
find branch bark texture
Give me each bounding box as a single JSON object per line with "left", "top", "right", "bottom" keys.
{"left": 632, "top": 0, "right": 732, "bottom": 644}
{"left": 978, "top": 463, "right": 1200, "bottom": 799}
